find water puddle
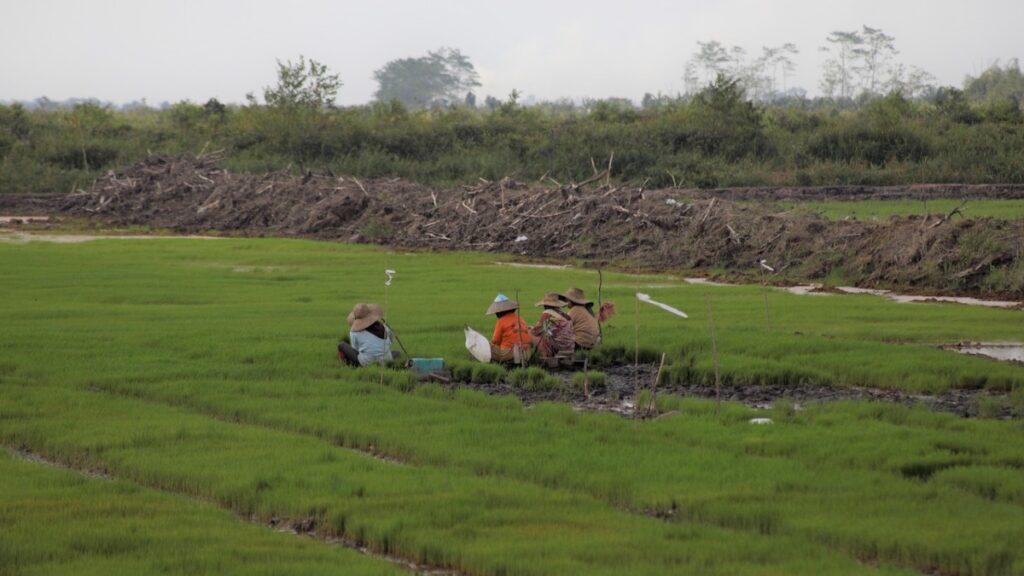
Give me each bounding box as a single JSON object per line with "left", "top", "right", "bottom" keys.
{"left": 0, "top": 216, "right": 51, "bottom": 224}
{"left": 945, "top": 342, "right": 1024, "bottom": 364}
{"left": 0, "top": 232, "right": 224, "bottom": 244}
{"left": 494, "top": 261, "right": 572, "bottom": 270}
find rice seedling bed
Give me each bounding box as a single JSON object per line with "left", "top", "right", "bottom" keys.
{"left": 2, "top": 236, "right": 1023, "bottom": 575}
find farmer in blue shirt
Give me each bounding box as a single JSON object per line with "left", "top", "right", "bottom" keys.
{"left": 338, "top": 303, "right": 397, "bottom": 366}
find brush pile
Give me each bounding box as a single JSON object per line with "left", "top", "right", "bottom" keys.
{"left": 60, "top": 153, "right": 1024, "bottom": 297}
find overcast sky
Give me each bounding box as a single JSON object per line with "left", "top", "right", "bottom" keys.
{"left": 2, "top": 0, "right": 1021, "bottom": 106}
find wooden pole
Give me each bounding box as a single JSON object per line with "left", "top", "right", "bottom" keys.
{"left": 705, "top": 295, "right": 722, "bottom": 417}
{"left": 647, "top": 352, "right": 667, "bottom": 415}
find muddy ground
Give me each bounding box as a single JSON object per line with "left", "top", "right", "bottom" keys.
{"left": 3, "top": 153, "right": 1023, "bottom": 298}
{"left": 450, "top": 363, "right": 1016, "bottom": 419}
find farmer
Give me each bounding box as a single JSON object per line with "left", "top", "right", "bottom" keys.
{"left": 486, "top": 293, "right": 534, "bottom": 364}
{"left": 530, "top": 292, "right": 575, "bottom": 360}
{"left": 338, "top": 303, "right": 398, "bottom": 366}
{"left": 561, "top": 287, "right": 600, "bottom": 350}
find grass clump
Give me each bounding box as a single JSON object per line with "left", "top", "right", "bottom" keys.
{"left": 507, "top": 367, "right": 564, "bottom": 391}
{"left": 589, "top": 345, "right": 661, "bottom": 367}
{"left": 447, "top": 360, "right": 476, "bottom": 383}
{"left": 470, "top": 363, "right": 506, "bottom": 384}
{"left": 571, "top": 371, "right": 607, "bottom": 390}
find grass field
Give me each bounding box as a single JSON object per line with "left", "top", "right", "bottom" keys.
{"left": 2, "top": 236, "right": 1023, "bottom": 575}
{"left": 762, "top": 198, "right": 1024, "bottom": 220}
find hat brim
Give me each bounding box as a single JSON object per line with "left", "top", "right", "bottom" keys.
{"left": 486, "top": 300, "right": 519, "bottom": 315}
{"left": 351, "top": 310, "right": 381, "bottom": 332}
{"left": 560, "top": 293, "right": 593, "bottom": 306}
{"left": 535, "top": 297, "right": 567, "bottom": 308}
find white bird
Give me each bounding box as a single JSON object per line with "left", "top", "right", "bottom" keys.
{"left": 759, "top": 259, "right": 775, "bottom": 273}
{"left": 384, "top": 269, "right": 396, "bottom": 286}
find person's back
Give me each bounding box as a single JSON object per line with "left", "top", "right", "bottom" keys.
{"left": 338, "top": 303, "right": 395, "bottom": 366}
{"left": 350, "top": 322, "right": 393, "bottom": 366}
{"left": 561, "top": 288, "right": 600, "bottom": 349}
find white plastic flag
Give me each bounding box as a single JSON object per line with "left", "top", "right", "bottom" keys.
{"left": 636, "top": 293, "right": 688, "bottom": 319}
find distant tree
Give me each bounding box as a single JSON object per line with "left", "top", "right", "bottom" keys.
{"left": 687, "top": 41, "right": 731, "bottom": 89}
{"left": 685, "top": 41, "right": 770, "bottom": 99}
{"left": 373, "top": 47, "right": 481, "bottom": 109}
{"left": 483, "top": 95, "right": 502, "bottom": 110}
{"left": 258, "top": 55, "right": 341, "bottom": 109}
{"left": 820, "top": 30, "right": 866, "bottom": 99}
{"left": 759, "top": 43, "right": 799, "bottom": 98}
{"left": 887, "top": 64, "right": 936, "bottom": 99}
{"left": 855, "top": 26, "right": 898, "bottom": 95}
{"left": 464, "top": 91, "right": 477, "bottom": 108}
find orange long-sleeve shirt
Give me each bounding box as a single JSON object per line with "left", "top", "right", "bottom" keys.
{"left": 491, "top": 313, "right": 534, "bottom": 350}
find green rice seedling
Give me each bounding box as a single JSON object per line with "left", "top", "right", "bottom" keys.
{"left": 0, "top": 451, "right": 402, "bottom": 576}
{"left": 447, "top": 360, "right": 476, "bottom": 382}
{"left": 973, "top": 394, "right": 1005, "bottom": 419}
{"left": 470, "top": 363, "right": 506, "bottom": 384}
{"left": 413, "top": 382, "right": 449, "bottom": 400}
{"left": 1010, "top": 387, "right": 1024, "bottom": 419}
{"left": 4, "top": 237, "right": 1024, "bottom": 575}
{"left": 589, "top": 344, "right": 662, "bottom": 367}
{"left": 507, "top": 367, "right": 563, "bottom": 391}
{"left": 571, "top": 370, "right": 607, "bottom": 390}
{"left": 382, "top": 370, "right": 418, "bottom": 393}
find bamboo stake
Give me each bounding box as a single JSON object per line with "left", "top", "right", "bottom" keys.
{"left": 705, "top": 295, "right": 722, "bottom": 417}
{"left": 760, "top": 267, "right": 772, "bottom": 333}
{"left": 514, "top": 288, "right": 527, "bottom": 369}
{"left": 647, "top": 352, "right": 667, "bottom": 415}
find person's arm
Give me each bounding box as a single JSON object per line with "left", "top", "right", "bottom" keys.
{"left": 350, "top": 330, "right": 362, "bottom": 353}
{"left": 491, "top": 318, "right": 504, "bottom": 346}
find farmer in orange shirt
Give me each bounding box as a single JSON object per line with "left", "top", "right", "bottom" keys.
{"left": 486, "top": 293, "right": 534, "bottom": 364}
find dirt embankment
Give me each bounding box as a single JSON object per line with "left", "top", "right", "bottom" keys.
{"left": 6, "top": 154, "right": 1023, "bottom": 298}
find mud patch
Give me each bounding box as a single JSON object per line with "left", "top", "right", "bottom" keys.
{"left": 452, "top": 363, "right": 1014, "bottom": 419}
{"left": 0, "top": 232, "right": 224, "bottom": 244}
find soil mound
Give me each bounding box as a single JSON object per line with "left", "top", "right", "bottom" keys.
{"left": 57, "top": 154, "right": 1024, "bottom": 298}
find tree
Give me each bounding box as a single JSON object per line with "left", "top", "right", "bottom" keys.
{"left": 856, "top": 26, "right": 898, "bottom": 96}
{"left": 887, "top": 64, "right": 936, "bottom": 99}
{"left": 820, "top": 30, "right": 863, "bottom": 99}
{"left": 259, "top": 55, "right": 341, "bottom": 109}
{"left": 373, "top": 47, "right": 481, "bottom": 109}
{"left": 760, "top": 43, "right": 799, "bottom": 98}
{"left": 687, "top": 41, "right": 730, "bottom": 88}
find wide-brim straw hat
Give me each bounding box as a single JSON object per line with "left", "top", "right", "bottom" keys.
{"left": 486, "top": 293, "right": 519, "bottom": 315}
{"left": 561, "top": 287, "right": 593, "bottom": 305}
{"left": 535, "top": 292, "right": 568, "bottom": 308}
{"left": 347, "top": 303, "right": 382, "bottom": 331}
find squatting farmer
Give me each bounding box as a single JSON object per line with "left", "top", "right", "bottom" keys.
{"left": 486, "top": 293, "right": 534, "bottom": 364}
{"left": 338, "top": 303, "right": 399, "bottom": 366}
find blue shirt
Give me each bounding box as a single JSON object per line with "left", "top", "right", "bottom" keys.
{"left": 350, "top": 326, "right": 394, "bottom": 366}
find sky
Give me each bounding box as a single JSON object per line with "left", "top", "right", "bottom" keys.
{"left": 1, "top": 0, "right": 1021, "bottom": 106}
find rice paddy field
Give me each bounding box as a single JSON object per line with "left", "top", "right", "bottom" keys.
{"left": 765, "top": 198, "right": 1024, "bottom": 221}
{"left": 2, "top": 235, "right": 1023, "bottom": 575}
